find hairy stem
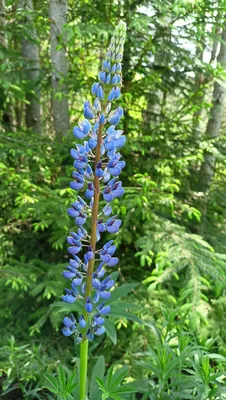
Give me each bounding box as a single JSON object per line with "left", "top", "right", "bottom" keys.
{"left": 79, "top": 122, "right": 103, "bottom": 400}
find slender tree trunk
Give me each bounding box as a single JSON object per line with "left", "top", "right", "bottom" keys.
{"left": 0, "top": 0, "right": 16, "bottom": 131}
{"left": 197, "top": 22, "right": 226, "bottom": 192}
{"left": 0, "top": 0, "right": 7, "bottom": 129}
{"left": 20, "top": 0, "right": 41, "bottom": 132}
{"left": 0, "top": 0, "right": 6, "bottom": 47}
{"left": 192, "top": 48, "right": 205, "bottom": 140}
{"left": 49, "top": 0, "right": 69, "bottom": 137}
{"left": 192, "top": 9, "right": 222, "bottom": 140}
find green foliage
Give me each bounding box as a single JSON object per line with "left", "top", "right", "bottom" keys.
{"left": 43, "top": 365, "right": 78, "bottom": 400}
{"left": 140, "top": 217, "right": 226, "bottom": 304}
{"left": 95, "top": 366, "right": 136, "bottom": 400}
{"left": 133, "top": 340, "right": 226, "bottom": 399}
{"left": 0, "top": 335, "right": 55, "bottom": 398}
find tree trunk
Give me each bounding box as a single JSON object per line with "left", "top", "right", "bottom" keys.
{"left": 20, "top": 0, "right": 41, "bottom": 133}
{"left": 0, "top": 0, "right": 16, "bottom": 131}
{"left": 0, "top": 0, "right": 6, "bottom": 47}
{"left": 49, "top": 0, "right": 69, "bottom": 137}
{"left": 143, "top": 14, "right": 172, "bottom": 131}
{"left": 197, "top": 22, "right": 226, "bottom": 192}
{"left": 192, "top": 8, "right": 222, "bottom": 140}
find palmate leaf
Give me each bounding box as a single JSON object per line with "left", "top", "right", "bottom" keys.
{"left": 43, "top": 366, "right": 77, "bottom": 399}
{"left": 95, "top": 366, "right": 136, "bottom": 400}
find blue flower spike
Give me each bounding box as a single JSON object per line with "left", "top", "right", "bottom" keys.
{"left": 62, "top": 21, "right": 126, "bottom": 342}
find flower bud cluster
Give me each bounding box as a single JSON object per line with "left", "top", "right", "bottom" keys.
{"left": 62, "top": 22, "right": 126, "bottom": 343}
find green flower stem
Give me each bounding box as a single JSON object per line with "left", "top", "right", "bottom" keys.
{"left": 79, "top": 122, "right": 104, "bottom": 400}
{"left": 79, "top": 339, "right": 88, "bottom": 400}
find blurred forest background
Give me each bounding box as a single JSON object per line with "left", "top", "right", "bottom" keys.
{"left": 0, "top": 0, "right": 226, "bottom": 399}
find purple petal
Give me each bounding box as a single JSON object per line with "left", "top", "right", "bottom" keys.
{"left": 79, "top": 315, "right": 86, "bottom": 329}
{"left": 92, "top": 82, "right": 99, "bottom": 96}
{"left": 71, "top": 277, "right": 82, "bottom": 287}
{"left": 100, "top": 291, "right": 111, "bottom": 300}
{"left": 63, "top": 317, "right": 74, "bottom": 328}
{"left": 84, "top": 106, "right": 95, "bottom": 120}
{"left": 93, "top": 290, "right": 100, "bottom": 303}
{"left": 108, "top": 166, "right": 121, "bottom": 176}
{"left": 95, "top": 326, "right": 106, "bottom": 335}
{"left": 107, "top": 257, "right": 118, "bottom": 267}
{"left": 103, "top": 203, "right": 112, "bottom": 216}
{"left": 63, "top": 271, "right": 76, "bottom": 279}
{"left": 73, "top": 127, "right": 86, "bottom": 140}
{"left": 114, "top": 136, "right": 126, "bottom": 148}
{"left": 107, "top": 245, "right": 116, "bottom": 256}
{"left": 103, "top": 192, "right": 114, "bottom": 202}
{"left": 70, "top": 181, "right": 84, "bottom": 191}
{"left": 118, "top": 160, "right": 126, "bottom": 169}
{"left": 62, "top": 294, "right": 76, "bottom": 304}
{"left": 62, "top": 327, "right": 73, "bottom": 336}
{"left": 80, "top": 119, "right": 91, "bottom": 134}
{"left": 67, "top": 208, "right": 80, "bottom": 218}
{"left": 75, "top": 216, "right": 86, "bottom": 226}
{"left": 94, "top": 315, "right": 105, "bottom": 325}
{"left": 106, "top": 222, "right": 120, "bottom": 233}
{"left": 73, "top": 160, "right": 87, "bottom": 170}
{"left": 68, "top": 246, "right": 81, "bottom": 255}
{"left": 113, "top": 188, "right": 124, "bottom": 198}
{"left": 70, "top": 259, "right": 80, "bottom": 268}
{"left": 88, "top": 138, "right": 97, "bottom": 150}
{"left": 108, "top": 88, "right": 115, "bottom": 101}
{"left": 99, "top": 305, "right": 111, "bottom": 315}
{"left": 101, "top": 254, "right": 111, "bottom": 263}
{"left": 105, "top": 279, "right": 115, "bottom": 290}
{"left": 97, "top": 222, "right": 105, "bottom": 232}
{"left": 108, "top": 112, "right": 120, "bottom": 125}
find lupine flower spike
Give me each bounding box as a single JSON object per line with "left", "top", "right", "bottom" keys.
{"left": 61, "top": 21, "right": 126, "bottom": 400}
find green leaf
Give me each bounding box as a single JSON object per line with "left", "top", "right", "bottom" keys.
{"left": 95, "top": 376, "right": 106, "bottom": 393}
{"left": 110, "top": 306, "right": 143, "bottom": 324}
{"left": 58, "top": 365, "right": 66, "bottom": 389}
{"left": 106, "top": 365, "right": 114, "bottom": 389}
{"left": 104, "top": 319, "right": 117, "bottom": 345}
{"left": 89, "top": 356, "right": 105, "bottom": 400}
{"left": 112, "top": 385, "right": 136, "bottom": 394}
{"left": 111, "top": 395, "right": 121, "bottom": 400}
{"left": 107, "top": 283, "right": 139, "bottom": 304}
{"left": 109, "top": 271, "right": 119, "bottom": 283}
{"left": 43, "top": 373, "right": 59, "bottom": 394}
{"left": 206, "top": 353, "right": 226, "bottom": 362}
{"left": 66, "top": 369, "right": 78, "bottom": 393}
{"left": 109, "top": 367, "right": 128, "bottom": 390}
{"left": 51, "top": 300, "right": 84, "bottom": 313}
